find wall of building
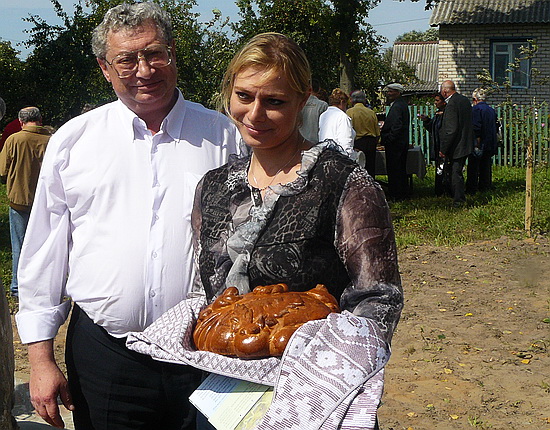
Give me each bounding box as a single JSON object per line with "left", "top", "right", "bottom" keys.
{"left": 438, "top": 24, "right": 550, "bottom": 105}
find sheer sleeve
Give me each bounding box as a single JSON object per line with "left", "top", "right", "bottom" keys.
{"left": 189, "top": 176, "right": 206, "bottom": 297}
{"left": 335, "top": 168, "right": 403, "bottom": 341}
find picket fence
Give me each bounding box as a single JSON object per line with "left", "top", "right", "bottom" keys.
{"left": 408, "top": 104, "right": 550, "bottom": 167}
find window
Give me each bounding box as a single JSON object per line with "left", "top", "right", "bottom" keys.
{"left": 491, "top": 41, "right": 531, "bottom": 89}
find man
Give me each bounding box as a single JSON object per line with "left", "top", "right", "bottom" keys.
{"left": 439, "top": 80, "right": 474, "bottom": 207}
{"left": 466, "top": 87, "right": 498, "bottom": 194}
{"left": 299, "top": 80, "right": 328, "bottom": 142}
{"left": 347, "top": 90, "right": 380, "bottom": 176}
{"left": 0, "top": 107, "right": 50, "bottom": 298}
{"left": 319, "top": 88, "right": 356, "bottom": 155}
{"left": 420, "top": 93, "right": 449, "bottom": 196}
{"left": 15, "top": 3, "right": 239, "bottom": 430}
{"left": 380, "top": 83, "right": 410, "bottom": 201}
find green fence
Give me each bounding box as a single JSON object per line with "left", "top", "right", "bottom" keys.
{"left": 406, "top": 104, "right": 550, "bottom": 167}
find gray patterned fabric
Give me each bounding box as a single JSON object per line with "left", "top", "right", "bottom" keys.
{"left": 127, "top": 300, "right": 388, "bottom": 429}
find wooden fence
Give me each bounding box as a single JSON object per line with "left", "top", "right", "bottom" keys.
{"left": 407, "top": 104, "right": 550, "bottom": 167}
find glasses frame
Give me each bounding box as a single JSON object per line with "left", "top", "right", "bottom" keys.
{"left": 104, "top": 44, "right": 173, "bottom": 79}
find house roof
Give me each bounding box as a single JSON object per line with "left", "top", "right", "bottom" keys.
{"left": 430, "top": 0, "right": 550, "bottom": 26}
{"left": 391, "top": 41, "right": 439, "bottom": 93}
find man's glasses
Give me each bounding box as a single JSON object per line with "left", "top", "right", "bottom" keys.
{"left": 105, "top": 44, "right": 172, "bottom": 78}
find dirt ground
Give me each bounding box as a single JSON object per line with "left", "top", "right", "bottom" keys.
{"left": 11, "top": 236, "right": 550, "bottom": 430}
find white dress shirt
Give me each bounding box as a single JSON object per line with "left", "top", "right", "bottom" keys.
{"left": 318, "top": 106, "right": 356, "bottom": 155}
{"left": 16, "top": 91, "right": 240, "bottom": 343}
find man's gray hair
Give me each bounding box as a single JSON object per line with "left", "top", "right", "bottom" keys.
{"left": 350, "top": 90, "right": 367, "bottom": 104}
{"left": 92, "top": 2, "right": 173, "bottom": 59}
{"left": 18, "top": 107, "right": 42, "bottom": 123}
{"left": 0, "top": 97, "right": 5, "bottom": 121}
{"left": 472, "top": 87, "right": 487, "bottom": 101}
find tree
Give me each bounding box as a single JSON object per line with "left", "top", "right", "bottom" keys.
{"left": 232, "top": 0, "right": 339, "bottom": 93}
{"left": 0, "top": 40, "right": 25, "bottom": 126}
{"left": 23, "top": 0, "right": 112, "bottom": 126}
{"left": 395, "top": 28, "right": 438, "bottom": 43}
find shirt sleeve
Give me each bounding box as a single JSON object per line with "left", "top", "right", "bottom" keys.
{"left": 335, "top": 168, "right": 403, "bottom": 342}
{"left": 339, "top": 115, "right": 356, "bottom": 155}
{"left": 15, "top": 140, "right": 72, "bottom": 344}
{"left": 0, "top": 137, "right": 12, "bottom": 178}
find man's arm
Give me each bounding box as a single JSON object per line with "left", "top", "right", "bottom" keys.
{"left": 439, "top": 100, "right": 459, "bottom": 156}
{"left": 28, "top": 340, "right": 74, "bottom": 429}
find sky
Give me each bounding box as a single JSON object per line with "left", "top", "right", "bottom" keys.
{"left": 0, "top": 0, "right": 433, "bottom": 59}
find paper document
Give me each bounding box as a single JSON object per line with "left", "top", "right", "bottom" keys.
{"left": 189, "top": 373, "right": 273, "bottom": 430}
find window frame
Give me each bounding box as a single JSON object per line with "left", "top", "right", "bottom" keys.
{"left": 490, "top": 39, "right": 532, "bottom": 89}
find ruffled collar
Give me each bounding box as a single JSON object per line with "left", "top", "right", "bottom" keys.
{"left": 225, "top": 140, "right": 346, "bottom": 196}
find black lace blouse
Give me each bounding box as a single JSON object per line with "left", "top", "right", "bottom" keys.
{"left": 191, "top": 142, "right": 403, "bottom": 340}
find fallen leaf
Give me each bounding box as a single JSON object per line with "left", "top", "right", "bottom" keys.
{"left": 521, "top": 359, "right": 531, "bottom": 364}
{"left": 465, "top": 313, "right": 473, "bottom": 316}
{"left": 439, "top": 308, "right": 447, "bottom": 312}
{"left": 444, "top": 368, "right": 453, "bottom": 374}
{"left": 450, "top": 415, "right": 459, "bottom": 420}
{"left": 407, "top": 412, "right": 418, "bottom": 418}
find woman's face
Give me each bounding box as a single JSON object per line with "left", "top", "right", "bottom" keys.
{"left": 230, "top": 66, "right": 308, "bottom": 150}
{"left": 434, "top": 96, "right": 446, "bottom": 110}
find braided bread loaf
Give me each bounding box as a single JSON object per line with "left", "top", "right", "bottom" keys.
{"left": 193, "top": 283, "right": 340, "bottom": 358}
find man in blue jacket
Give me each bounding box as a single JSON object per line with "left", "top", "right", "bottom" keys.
{"left": 466, "top": 88, "right": 498, "bottom": 194}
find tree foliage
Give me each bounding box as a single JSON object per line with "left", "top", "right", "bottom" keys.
{"left": 0, "top": 40, "right": 25, "bottom": 126}
{"left": 395, "top": 28, "right": 439, "bottom": 43}
{"left": 0, "top": 0, "right": 439, "bottom": 126}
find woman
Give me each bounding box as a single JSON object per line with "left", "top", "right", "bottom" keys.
{"left": 190, "top": 32, "right": 403, "bottom": 428}
{"left": 420, "top": 93, "right": 449, "bottom": 196}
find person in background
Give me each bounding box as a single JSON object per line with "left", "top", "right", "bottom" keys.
{"left": 439, "top": 80, "right": 474, "bottom": 207}
{"left": 380, "top": 83, "right": 410, "bottom": 201}
{"left": 0, "top": 107, "right": 50, "bottom": 298}
{"left": 466, "top": 87, "right": 498, "bottom": 194}
{"left": 192, "top": 32, "right": 402, "bottom": 429}
{"left": 299, "top": 79, "right": 328, "bottom": 142}
{"left": 347, "top": 90, "right": 380, "bottom": 176}
{"left": 15, "top": 3, "right": 239, "bottom": 429}
{"left": 0, "top": 118, "right": 23, "bottom": 152}
{"left": 420, "top": 93, "right": 449, "bottom": 196}
{"left": 319, "top": 88, "right": 356, "bottom": 155}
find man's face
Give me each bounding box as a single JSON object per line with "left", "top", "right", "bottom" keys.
{"left": 98, "top": 22, "right": 178, "bottom": 119}
{"left": 385, "top": 89, "right": 400, "bottom": 104}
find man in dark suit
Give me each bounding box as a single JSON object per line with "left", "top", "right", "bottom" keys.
{"left": 381, "top": 83, "right": 410, "bottom": 201}
{"left": 439, "top": 80, "right": 474, "bottom": 207}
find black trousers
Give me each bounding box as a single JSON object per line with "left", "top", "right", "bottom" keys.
{"left": 466, "top": 153, "right": 493, "bottom": 193}
{"left": 385, "top": 146, "right": 409, "bottom": 200}
{"left": 66, "top": 305, "right": 202, "bottom": 430}
{"left": 450, "top": 156, "right": 467, "bottom": 204}
{"left": 354, "top": 135, "right": 378, "bottom": 177}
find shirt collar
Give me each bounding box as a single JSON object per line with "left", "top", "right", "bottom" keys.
{"left": 115, "top": 89, "right": 186, "bottom": 141}
{"left": 445, "top": 93, "right": 455, "bottom": 103}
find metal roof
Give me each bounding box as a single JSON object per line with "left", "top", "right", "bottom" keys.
{"left": 430, "top": 0, "right": 550, "bottom": 25}
{"left": 391, "top": 42, "right": 439, "bottom": 93}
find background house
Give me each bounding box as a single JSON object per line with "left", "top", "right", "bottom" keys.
{"left": 430, "top": 0, "right": 550, "bottom": 105}
{"left": 391, "top": 41, "right": 439, "bottom": 96}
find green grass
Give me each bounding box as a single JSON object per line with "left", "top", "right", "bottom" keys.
{"left": 389, "top": 164, "right": 550, "bottom": 247}
{"left": 1, "top": 165, "right": 549, "bottom": 300}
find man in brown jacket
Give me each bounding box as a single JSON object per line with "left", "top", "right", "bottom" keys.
{"left": 0, "top": 106, "right": 50, "bottom": 297}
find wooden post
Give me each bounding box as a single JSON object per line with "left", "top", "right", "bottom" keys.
{"left": 525, "top": 137, "right": 534, "bottom": 237}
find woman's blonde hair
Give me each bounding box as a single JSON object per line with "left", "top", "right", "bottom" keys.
{"left": 219, "top": 32, "right": 311, "bottom": 116}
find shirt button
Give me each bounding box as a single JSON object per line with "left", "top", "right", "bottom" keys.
{"left": 152, "top": 251, "right": 158, "bottom": 259}
{"left": 154, "top": 214, "right": 159, "bottom": 221}
{"left": 150, "top": 290, "right": 156, "bottom": 297}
